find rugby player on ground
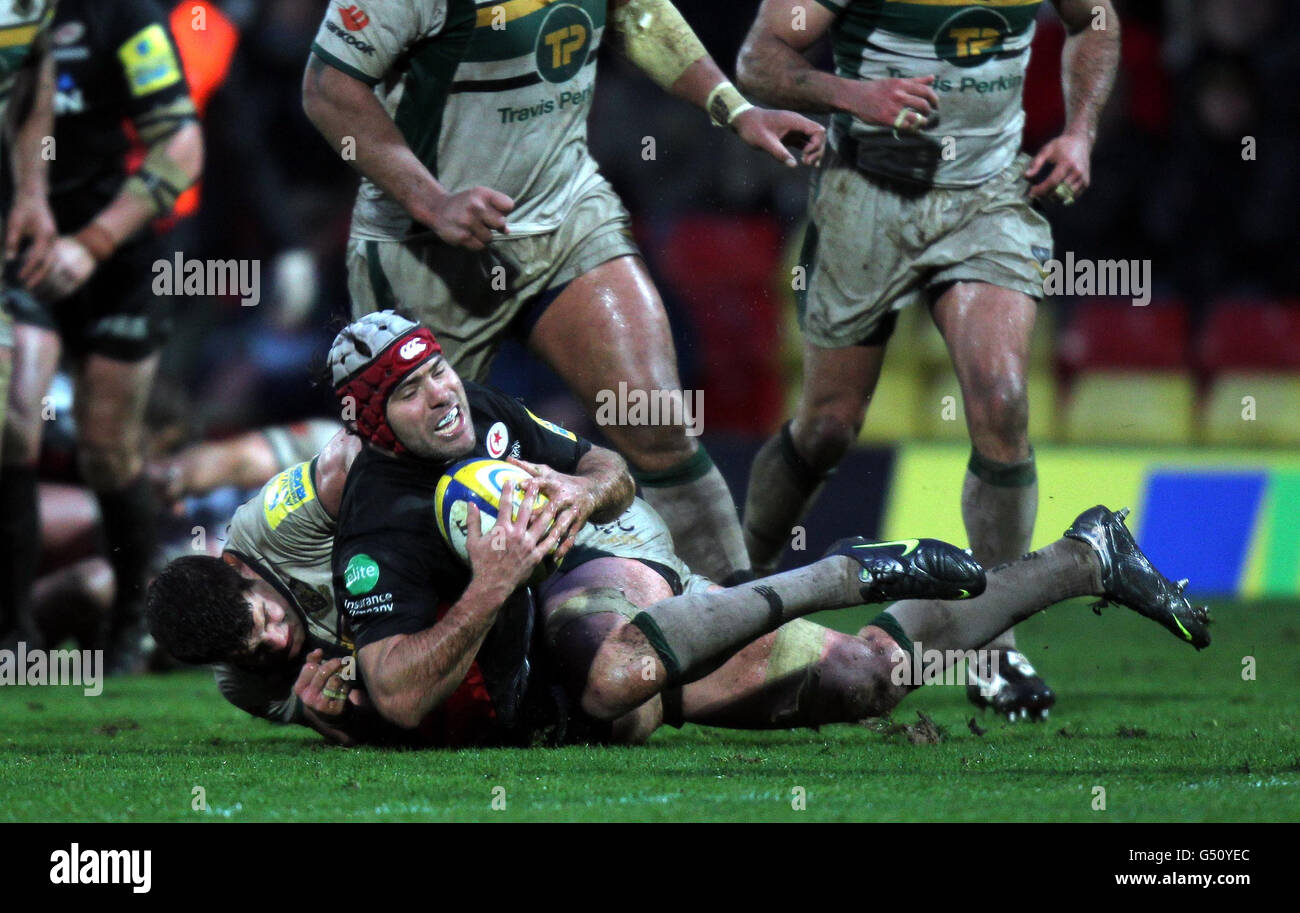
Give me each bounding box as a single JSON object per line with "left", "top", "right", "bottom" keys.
{"left": 148, "top": 427, "right": 407, "bottom": 746}
{"left": 735, "top": 0, "right": 1121, "bottom": 719}
{"left": 300, "top": 0, "right": 826, "bottom": 588}
{"left": 1, "top": 0, "right": 203, "bottom": 671}
{"left": 145, "top": 313, "right": 1208, "bottom": 747}
{"left": 148, "top": 310, "right": 1206, "bottom": 750}
{"left": 25, "top": 408, "right": 341, "bottom": 660}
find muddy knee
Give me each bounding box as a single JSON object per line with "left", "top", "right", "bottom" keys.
{"left": 546, "top": 587, "right": 653, "bottom": 722}
{"left": 790, "top": 412, "right": 857, "bottom": 473}
{"left": 767, "top": 621, "right": 908, "bottom": 726}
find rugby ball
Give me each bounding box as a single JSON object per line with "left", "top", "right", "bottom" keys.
{"left": 434, "top": 458, "right": 550, "bottom": 566}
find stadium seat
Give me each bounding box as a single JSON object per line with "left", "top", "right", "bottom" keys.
{"left": 1197, "top": 299, "right": 1300, "bottom": 373}
{"left": 918, "top": 368, "right": 967, "bottom": 441}
{"left": 857, "top": 362, "right": 923, "bottom": 443}
{"left": 1027, "top": 368, "right": 1059, "bottom": 443}
{"left": 1030, "top": 302, "right": 1057, "bottom": 372}
{"left": 1057, "top": 299, "right": 1190, "bottom": 373}
{"left": 1201, "top": 372, "right": 1300, "bottom": 447}
{"left": 777, "top": 221, "right": 808, "bottom": 375}
{"left": 659, "top": 215, "right": 785, "bottom": 435}
{"left": 914, "top": 367, "right": 1060, "bottom": 442}
{"left": 909, "top": 305, "right": 951, "bottom": 371}
{"left": 1063, "top": 371, "right": 1196, "bottom": 445}
{"left": 903, "top": 299, "right": 1055, "bottom": 373}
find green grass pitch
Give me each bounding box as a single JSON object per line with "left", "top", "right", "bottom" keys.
{"left": 2, "top": 598, "right": 1296, "bottom": 823}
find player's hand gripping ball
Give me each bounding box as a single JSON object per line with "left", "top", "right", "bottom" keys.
{"left": 435, "top": 459, "right": 557, "bottom": 580}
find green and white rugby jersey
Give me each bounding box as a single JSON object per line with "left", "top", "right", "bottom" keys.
{"left": 0, "top": 0, "right": 56, "bottom": 127}
{"left": 225, "top": 459, "right": 342, "bottom": 648}
{"left": 815, "top": 0, "right": 1044, "bottom": 187}
{"left": 311, "top": 0, "right": 606, "bottom": 240}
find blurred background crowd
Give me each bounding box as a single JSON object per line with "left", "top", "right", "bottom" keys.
{"left": 141, "top": 0, "right": 1300, "bottom": 453}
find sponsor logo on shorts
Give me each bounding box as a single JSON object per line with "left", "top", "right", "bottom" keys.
{"left": 1040, "top": 252, "right": 1152, "bottom": 306}
{"left": 344, "top": 553, "right": 380, "bottom": 595}
{"left": 89, "top": 315, "right": 149, "bottom": 341}
{"left": 339, "top": 4, "right": 369, "bottom": 31}
{"left": 49, "top": 844, "right": 151, "bottom": 893}
{"left": 325, "top": 18, "right": 374, "bottom": 54}
{"left": 486, "top": 422, "right": 509, "bottom": 458}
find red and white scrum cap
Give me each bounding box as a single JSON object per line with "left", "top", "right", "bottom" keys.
{"left": 329, "top": 310, "right": 442, "bottom": 454}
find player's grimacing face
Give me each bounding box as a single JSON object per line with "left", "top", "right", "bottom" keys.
{"left": 233, "top": 579, "right": 305, "bottom": 668}
{"left": 386, "top": 356, "right": 475, "bottom": 460}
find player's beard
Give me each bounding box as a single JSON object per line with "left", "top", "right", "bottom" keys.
{"left": 393, "top": 396, "right": 475, "bottom": 461}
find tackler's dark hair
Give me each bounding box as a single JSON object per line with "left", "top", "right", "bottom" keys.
{"left": 146, "top": 556, "right": 256, "bottom": 665}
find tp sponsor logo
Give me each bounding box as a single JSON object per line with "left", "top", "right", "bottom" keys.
{"left": 535, "top": 3, "right": 593, "bottom": 84}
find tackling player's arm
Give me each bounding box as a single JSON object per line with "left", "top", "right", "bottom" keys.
{"left": 39, "top": 11, "right": 204, "bottom": 301}
{"left": 1028, "top": 0, "right": 1120, "bottom": 200}
{"left": 301, "top": 53, "right": 512, "bottom": 250}
{"left": 498, "top": 392, "right": 633, "bottom": 551}
{"left": 356, "top": 479, "right": 562, "bottom": 729}
{"left": 5, "top": 29, "right": 57, "bottom": 288}
{"left": 216, "top": 649, "right": 372, "bottom": 747}
{"left": 607, "top": 0, "right": 824, "bottom": 166}
{"left": 291, "top": 648, "right": 370, "bottom": 746}
{"left": 314, "top": 430, "right": 361, "bottom": 518}
{"left": 736, "top": 0, "right": 940, "bottom": 132}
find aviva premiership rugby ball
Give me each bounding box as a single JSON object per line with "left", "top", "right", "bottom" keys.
{"left": 434, "top": 458, "right": 550, "bottom": 566}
